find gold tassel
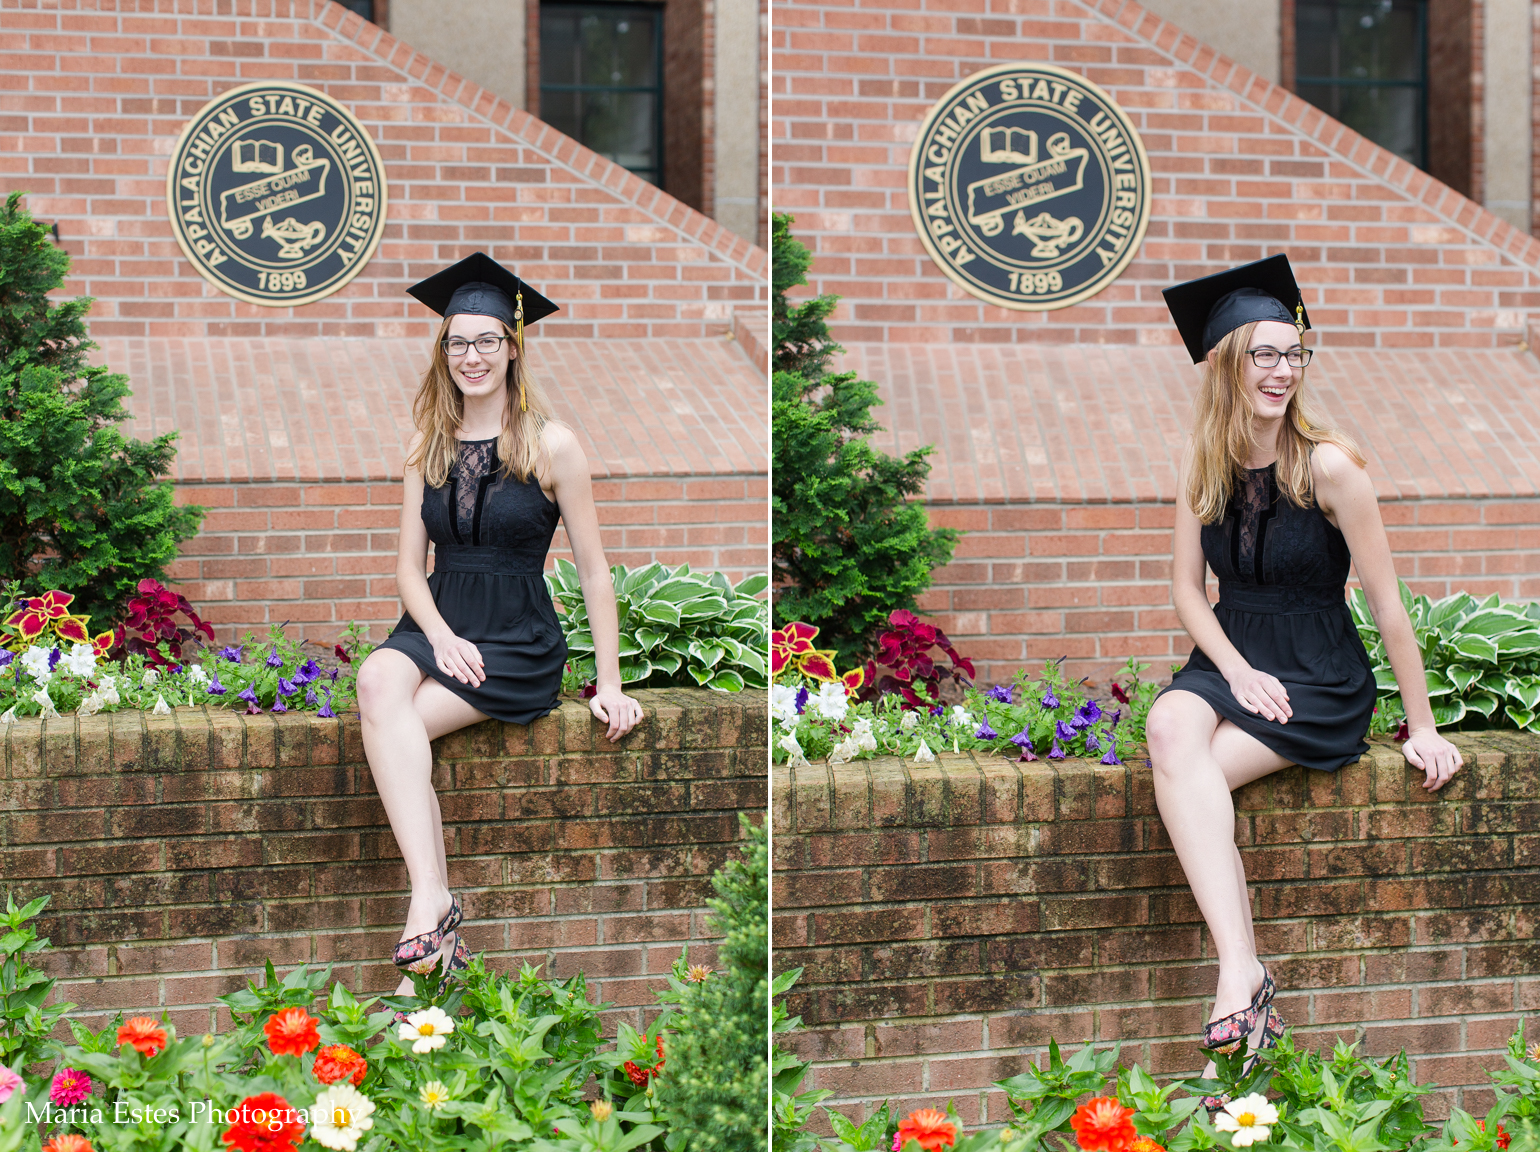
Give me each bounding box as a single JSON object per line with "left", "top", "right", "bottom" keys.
{"left": 1295, "top": 298, "right": 1306, "bottom": 335}
{"left": 515, "top": 287, "right": 527, "bottom": 412}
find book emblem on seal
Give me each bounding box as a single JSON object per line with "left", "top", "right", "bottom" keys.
{"left": 166, "top": 82, "right": 387, "bottom": 307}
{"left": 907, "top": 64, "right": 1151, "bottom": 311}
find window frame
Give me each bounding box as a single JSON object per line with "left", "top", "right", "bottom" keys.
{"left": 538, "top": 2, "right": 666, "bottom": 187}
{"left": 1294, "top": 0, "right": 1429, "bottom": 170}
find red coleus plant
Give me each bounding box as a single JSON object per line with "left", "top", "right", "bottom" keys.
{"left": 857, "top": 609, "right": 974, "bottom": 709}
{"left": 112, "top": 579, "right": 215, "bottom": 667}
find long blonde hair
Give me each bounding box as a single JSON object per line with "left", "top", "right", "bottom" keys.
{"left": 1186, "top": 321, "right": 1365, "bottom": 524}
{"left": 406, "top": 315, "right": 554, "bottom": 488}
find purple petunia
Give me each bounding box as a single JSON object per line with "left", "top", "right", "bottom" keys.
{"left": 206, "top": 674, "right": 227, "bottom": 696}
{"left": 1055, "top": 719, "right": 1076, "bottom": 741}
{"left": 295, "top": 658, "right": 323, "bottom": 684}
{"left": 237, "top": 684, "right": 259, "bottom": 705}
{"left": 1041, "top": 687, "right": 1059, "bottom": 708}
{"left": 1068, "top": 711, "right": 1089, "bottom": 731}
{"left": 265, "top": 648, "right": 284, "bottom": 669}
{"left": 1085, "top": 730, "right": 1101, "bottom": 752}
{"left": 1108, "top": 708, "right": 1121, "bottom": 729}
{"left": 47, "top": 647, "right": 61, "bottom": 671}
{"left": 305, "top": 685, "right": 318, "bottom": 706}
{"left": 929, "top": 704, "right": 944, "bottom": 716}
{"left": 975, "top": 721, "right": 997, "bottom": 741}
{"left": 0, "top": 651, "right": 12, "bottom": 669}
{"left": 328, "top": 667, "right": 340, "bottom": 683}
{"left": 1010, "top": 729, "right": 1037, "bottom": 761}
{"left": 270, "top": 699, "right": 287, "bottom": 714}
{"left": 217, "top": 645, "right": 243, "bottom": 663}
{"left": 794, "top": 685, "right": 809, "bottom": 714}
{"left": 1077, "top": 699, "right": 1103, "bottom": 725}
{"left": 276, "top": 677, "right": 297, "bottom": 698}
{"left": 1101, "top": 744, "right": 1122, "bottom": 766}
{"left": 1048, "top": 737, "right": 1065, "bottom": 760}
{"left": 984, "top": 684, "right": 1012, "bottom": 704}
{"left": 318, "top": 688, "right": 336, "bottom": 719}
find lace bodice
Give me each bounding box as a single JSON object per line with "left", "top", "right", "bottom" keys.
{"left": 418, "top": 437, "right": 560, "bottom": 556}
{"left": 1200, "top": 463, "right": 1352, "bottom": 591}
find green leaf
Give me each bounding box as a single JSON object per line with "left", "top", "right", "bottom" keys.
{"left": 1497, "top": 630, "right": 1540, "bottom": 655}
{"left": 1505, "top": 677, "right": 1540, "bottom": 711}
{"left": 680, "top": 595, "right": 730, "bottom": 620}
{"left": 1430, "top": 698, "right": 1467, "bottom": 727}
{"left": 1451, "top": 634, "right": 1501, "bottom": 665}
{"left": 687, "top": 663, "right": 713, "bottom": 686}
{"left": 640, "top": 601, "right": 681, "bottom": 627}
{"left": 618, "top": 658, "right": 652, "bottom": 684}
{"left": 1505, "top": 704, "right": 1537, "bottom": 731}
{"left": 708, "top": 669, "right": 744, "bottom": 692}
{"left": 1458, "top": 609, "right": 1530, "bottom": 637}
{"left": 735, "top": 572, "right": 769, "bottom": 597}
{"left": 1424, "top": 668, "right": 1453, "bottom": 697}
{"left": 1466, "top": 690, "right": 1500, "bottom": 718}
{"left": 565, "top": 630, "right": 596, "bottom": 654}
{"left": 1374, "top": 666, "right": 1400, "bottom": 692}
{"left": 1446, "top": 664, "right": 1478, "bottom": 693}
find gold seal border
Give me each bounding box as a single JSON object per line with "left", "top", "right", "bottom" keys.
{"left": 164, "top": 80, "right": 389, "bottom": 309}
{"left": 906, "top": 62, "right": 1153, "bottom": 313}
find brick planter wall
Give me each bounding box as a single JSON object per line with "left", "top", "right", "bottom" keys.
{"left": 0, "top": 689, "right": 767, "bottom": 1037}
{"left": 772, "top": 732, "right": 1540, "bottom": 1130}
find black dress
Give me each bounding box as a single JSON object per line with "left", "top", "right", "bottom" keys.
{"left": 1160, "top": 463, "right": 1376, "bottom": 772}
{"left": 376, "top": 438, "right": 568, "bottom": 725}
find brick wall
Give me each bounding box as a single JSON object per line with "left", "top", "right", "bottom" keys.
{"left": 773, "top": 0, "right": 1540, "bottom": 349}
{"left": 0, "top": 0, "right": 766, "bottom": 341}
{"left": 772, "top": 732, "right": 1540, "bottom": 1131}
{"left": 1, "top": 688, "right": 767, "bottom": 1037}
{"left": 168, "top": 473, "right": 769, "bottom": 644}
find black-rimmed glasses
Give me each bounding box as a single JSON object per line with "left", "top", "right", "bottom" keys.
{"left": 1247, "top": 347, "right": 1313, "bottom": 368}
{"left": 442, "top": 336, "right": 507, "bottom": 356}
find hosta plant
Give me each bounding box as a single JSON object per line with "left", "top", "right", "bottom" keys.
{"left": 1352, "top": 580, "right": 1540, "bottom": 733}
{"left": 547, "top": 560, "right": 768, "bottom": 692}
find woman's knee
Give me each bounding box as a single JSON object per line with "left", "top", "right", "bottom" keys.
{"left": 1145, "top": 693, "right": 1214, "bottom": 774}
{"left": 356, "top": 649, "right": 421, "bottom": 721}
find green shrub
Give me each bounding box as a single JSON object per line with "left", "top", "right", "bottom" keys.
{"left": 654, "top": 815, "right": 768, "bottom": 1151}
{"left": 770, "top": 213, "right": 957, "bottom": 666}
{"left": 546, "top": 560, "right": 768, "bottom": 692}
{"left": 1352, "top": 580, "right": 1540, "bottom": 733}
{"left": 0, "top": 192, "right": 204, "bottom": 633}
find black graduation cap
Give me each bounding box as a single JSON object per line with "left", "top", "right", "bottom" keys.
{"left": 405, "top": 252, "right": 559, "bottom": 337}
{"left": 1162, "top": 254, "right": 1310, "bottom": 364}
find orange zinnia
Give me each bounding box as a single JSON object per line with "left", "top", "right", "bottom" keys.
{"left": 312, "top": 1043, "right": 367, "bottom": 1087}
{"left": 43, "top": 1137, "right": 94, "bottom": 1152}
{"left": 263, "top": 1007, "right": 320, "bottom": 1057}
{"left": 116, "top": 1016, "right": 168, "bottom": 1058}
{"left": 1071, "top": 1098, "right": 1138, "bottom": 1152}
{"left": 1130, "top": 1138, "right": 1165, "bottom": 1152}
{"left": 895, "top": 1108, "right": 958, "bottom": 1151}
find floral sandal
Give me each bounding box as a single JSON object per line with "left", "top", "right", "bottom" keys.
{"left": 391, "top": 894, "right": 463, "bottom": 970}
{"left": 1199, "top": 969, "right": 1279, "bottom": 1111}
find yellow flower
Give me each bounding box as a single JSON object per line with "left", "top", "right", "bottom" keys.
{"left": 686, "top": 965, "right": 712, "bottom": 983}
{"left": 590, "top": 1099, "right": 613, "bottom": 1121}
{"left": 418, "top": 1080, "right": 451, "bottom": 1110}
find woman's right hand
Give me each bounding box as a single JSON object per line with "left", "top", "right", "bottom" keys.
{"left": 1224, "top": 663, "right": 1292, "bottom": 724}
{"left": 430, "top": 631, "right": 485, "bottom": 686}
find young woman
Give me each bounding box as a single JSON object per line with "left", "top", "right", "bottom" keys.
{"left": 356, "top": 253, "right": 643, "bottom": 996}
{"left": 1149, "top": 256, "right": 1463, "bottom": 1087}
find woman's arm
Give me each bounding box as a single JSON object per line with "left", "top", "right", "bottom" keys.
{"left": 542, "top": 422, "right": 642, "bottom": 740}
{"left": 1171, "top": 443, "right": 1294, "bottom": 723}
{"left": 1312, "top": 443, "right": 1462, "bottom": 790}
{"left": 395, "top": 433, "right": 484, "bottom": 685}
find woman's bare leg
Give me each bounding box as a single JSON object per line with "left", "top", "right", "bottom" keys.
{"left": 1147, "top": 691, "right": 1291, "bottom": 1071}
{"left": 357, "top": 650, "right": 488, "bottom": 995}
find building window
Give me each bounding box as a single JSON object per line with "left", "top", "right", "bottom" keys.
{"left": 337, "top": 0, "right": 375, "bottom": 20}
{"left": 540, "top": 4, "right": 663, "bottom": 186}
{"left": 1295, "top": 0, "right": 1427, "bottom": 169}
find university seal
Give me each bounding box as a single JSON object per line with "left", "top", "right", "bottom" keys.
{"left": 907, "top": 63, "right": 1151, "bottom": 311}
{"left": 166, "top": 82, "right": 388, "bottom": 307}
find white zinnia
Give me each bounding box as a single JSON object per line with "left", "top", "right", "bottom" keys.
{"left": 1213, "top": 1094, "right": 1280, "bottom": 1146}
{"left": 19, "top": 645, "right": 53, "bottom": 682}
{"left": 913, "top": 738, "right": 936, "bottom": 763}
{"left": 810, "top": 680, "right": 849, "bottom": 721}
{"left": 899, "top": 709, "right": 919, "bottom": 731}
{"left": 32, "top": 686, "right": 58, "bottom": 718}
{"left": 777, "top": 730, "right": 810, "bottom": 768}
{"left": 399, "top": 1005, "right": 455, "bottom": 1054}
{"left": 770, "top": 683, "right": 801, "bottom": 724}
{"left": 60, "top": 643, "right": 96, "bottom": 677}
{"left": 151, "top": 694, "right": 171, "bottom": 715}
{"left": 308, "top": 1083, "right": 376, "bottom": 1151}
{"left": 77, "top": 692, "right": 104, "bottom": 719}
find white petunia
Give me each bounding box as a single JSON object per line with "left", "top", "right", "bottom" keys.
{"left": 77, "top": 692, "right": 104, "bottom": 719}
{"left": 1213, "top": 1093, "right": 1280, "bottom": 1146}
{"left": 850, "top": 717, "right": 877, "bottom": 752}
{"left": 770, "top": 683, "right": 801, "bottom": 724}
{"left": 140, "top": 667, "right": 160, "bottom": 688}
{"left": 828, "top": 736, "right": 860, "bottom": 765}
{"left": 899, "top": 710, "right": 920, "bottom": 731}
{"left": 949, "top": 705, "right": 973, "bottom": 728}
{"left": 399, "top": 1005, "right": 456, "bottom": 1054}
{"left": 308, "top": 1083, "right": 376, "bottom": 1151}
{"left": 187, "top": 663, "right": 209, "bottom": 686}
{"left": 777, "top": 729, "right": 810, "bottom": 768}
{"left": 0, "top": 707, "right": 14, "bottom": 724}
{"left": 32, "top": 686, "right": 58, "bottom": 718}
{"left": 811, "top": 680, "right": 849, "bottom": 721}
{"left": 100, "top": 682, "right": 120, "bottom": 707}
{"left": 151, "top": 694, "right": 171, "bottom": 715}
{"left": 913, "top": 738, "right": 936, "bottom": 763}
{"left": 60, "top": 643, "right": 96, "bottom": 677}
{"left": 19, "top": 645, "right": 53, "bottom": 682}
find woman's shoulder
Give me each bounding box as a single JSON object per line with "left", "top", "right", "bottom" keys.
{"left": 1309, "top": 439, "right": 1365, "bottom": 478}
{"left": 539, "top": 418, "right": 579, "bottom": 455}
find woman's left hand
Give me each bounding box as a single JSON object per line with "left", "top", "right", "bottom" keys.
{"left": 590, "top": 685, "right": 644, "bottom": 742}
{"left": 1401, "top": 726, "right": 1464, "bottom": 791}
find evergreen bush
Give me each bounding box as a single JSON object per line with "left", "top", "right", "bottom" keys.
{"left": 771, "top": 212, "right": 957, "bottom": 665}
{"left": 654, "top": 814, "right": 768, "bottom": 1151}
{"left": 0, "top": 192, "right": 203, "bottom": 632}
